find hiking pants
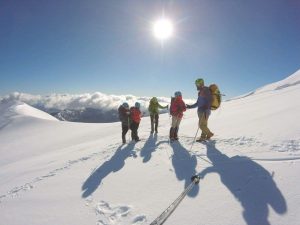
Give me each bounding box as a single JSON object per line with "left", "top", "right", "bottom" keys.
{"left": 197, "top": 111, "right": 212, "bottom": 138}
{"left": 121, "top": 123, "right": 129, "bottom": 142}
{"left": 150, "top": 114, "right": 159, "bottom": 132}
{"left": 171, "top": 116, "right": 182, "bottom": 128}
{"left": 130, "top": 121, "right": 140, "bottom": 141}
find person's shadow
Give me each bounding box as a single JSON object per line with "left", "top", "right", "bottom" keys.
{"left": 81, "top": 143, "right": 137, "bottom": 198}
{"left": 170, "top": 141, "right": 199, "bottom": 197}
{"left": 199, "top": 141, "right": 287, "bottom": 225}
{"left": 140, "top": 134, "right": 169, "bottom": 163}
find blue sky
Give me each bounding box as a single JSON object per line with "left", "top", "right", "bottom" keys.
{"left": 1, "top": 0, "right": 299, "bottom": 99}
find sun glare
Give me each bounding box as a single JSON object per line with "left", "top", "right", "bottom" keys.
{"left": 153, "top": 18, "right": 174, "bottom": 40}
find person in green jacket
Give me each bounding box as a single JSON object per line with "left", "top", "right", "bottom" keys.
{"left": 148, "top": 97, "right": 168, "bottom": 134}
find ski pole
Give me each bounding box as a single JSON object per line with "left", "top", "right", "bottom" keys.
{"left": 149, "top": 176, "right": 200, "bottom": 225}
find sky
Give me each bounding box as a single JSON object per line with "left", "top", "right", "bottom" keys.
{"left": 0, "top": 0, "right": 299, "bottom": 99}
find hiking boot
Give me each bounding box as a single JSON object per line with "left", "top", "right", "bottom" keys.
{"left": 174, "top": 127, "right": 179, "bottom": 140}
{"left": 207, "top": 133, "right": 214, "bottom": 140}
{"left": 196, "top": 137, "right": 206, "bottom": 142}
{"left": 169, "top": 127, "right": 175, "bottom": 139}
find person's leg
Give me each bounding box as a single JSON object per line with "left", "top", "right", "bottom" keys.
{"left": 150, "top": 115, "right": 154, "bottom": 133}
{"left": 154, "top": 114, "right": 159, "bottom": 133}
{"left": 122, "top": 124, "right": 128, "bottom": 143}
{"left": 198, "top": 111, "right": 213, "bottom": 140}
{"left": 197, "top": 112, "right": 207, "bottom": 140}
{"left": 170, "top": 116, "right": 179, "bottom": 140}
{"left": 174, "top": 118, "right": 182, "bottom": 140}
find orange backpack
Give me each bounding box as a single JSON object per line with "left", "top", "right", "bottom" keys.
{"left": 209, "top": 84, "right": 222, "bottom": 110}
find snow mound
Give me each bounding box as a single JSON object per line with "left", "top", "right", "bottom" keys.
{"left": 228, "top": 69, "right": 300, "bottom": 100}
{"left": 0, "top": 100, "right": 58, "bottom": 122}
{"left": 254, "top": 69, "right": 300, "bottom": 94}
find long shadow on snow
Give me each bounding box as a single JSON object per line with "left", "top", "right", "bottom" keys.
{"left": 140, "top": 134, "right": 169, "bottom": 163}
{"left": 170, "top": 141, "right": 199, "bottom": 197}
{"left": 81, "top": 142, "right": 137, "bottom": 198}
{"left": 199, "top": 141, "right": 287, "bottom": 225}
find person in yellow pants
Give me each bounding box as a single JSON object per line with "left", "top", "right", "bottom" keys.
{"left": 187, "top": 78, "right": 214, "bottom": 142}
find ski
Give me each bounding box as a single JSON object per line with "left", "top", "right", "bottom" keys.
{"left": 149, "top": 176, "right": 200, "bottom": 225}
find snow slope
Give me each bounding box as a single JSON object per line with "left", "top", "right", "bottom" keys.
{"left": 0, "top": 70, "right": 300, "bottom": 225}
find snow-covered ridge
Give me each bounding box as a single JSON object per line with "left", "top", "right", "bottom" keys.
{"left": 228, "top": 69, "right": 300, "bottom": 101}
{"left": 254, "top": 69, "right": 300, "bottom": 94}
{"left": 0, "top": 100, "right": 58, "bottom": 122}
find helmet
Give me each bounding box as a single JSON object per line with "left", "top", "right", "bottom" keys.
{"left": 122, "top": 102, "right": 129, "bottom": 108}
{"left": 135, "top": 102, "right": 141, "bottom": 109}
{"left": 195, "top": 78, "right": 204, "bottom": 86}
{"left": 174, "top": 91, "right": 182, "bottom": 97}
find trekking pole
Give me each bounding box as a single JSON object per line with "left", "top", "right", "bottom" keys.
{"left": 189, "top": 127, "right": 199, "bottom": 152}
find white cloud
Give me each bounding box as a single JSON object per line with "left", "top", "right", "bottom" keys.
{"left": 1, "top": 92, "right": 195, "bottom": 112}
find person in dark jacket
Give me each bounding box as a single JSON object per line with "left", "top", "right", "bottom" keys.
{"left": 187, "top": 78, "right": 214, "bottom": 142}
{"left": 118, "top": 102, "right": 130, "bottom": 144}
{"left": 130, "top": 102, "right": 142, "bottom": 142}
{"left": 148, "top": 97, "right": 168, "bottom": 134}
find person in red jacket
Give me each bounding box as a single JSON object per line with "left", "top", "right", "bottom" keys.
{"left": 169, "top": 91, "right": 186, "bottom": 141}
{"left": 130, "top": 102, "right": 142, "bottom": 142}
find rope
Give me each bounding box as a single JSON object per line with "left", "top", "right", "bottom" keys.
{"left": 189, "top": 127, "right": 199, "bottom": 152}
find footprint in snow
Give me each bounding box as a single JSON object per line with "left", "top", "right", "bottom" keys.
{"left": 95, "top": 201, "right": 147, "bottom": 225}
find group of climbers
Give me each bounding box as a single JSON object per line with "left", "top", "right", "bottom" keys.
{"left": 118, "top": 78, "right": 219, "bottom": 144}
{"left": 118, "top": 102, "right": 142, "bottom": 143}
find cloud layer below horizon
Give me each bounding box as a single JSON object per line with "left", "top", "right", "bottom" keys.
{"left": 1, "top": 92, "right": 195, "bottom": 112}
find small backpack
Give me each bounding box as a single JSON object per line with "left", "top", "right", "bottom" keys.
{"left": 130, "top": 107, "right": 141, "bottom": 123}
{"left": 169, "top": 97, "right": 177, "bottom": 115}
{"left": 209, "top": 84, "right": 221, "bottom": 110}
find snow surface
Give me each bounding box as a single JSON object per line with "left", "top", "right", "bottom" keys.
{"left": 1, "top": 70, "right": 300, "bottom": 225}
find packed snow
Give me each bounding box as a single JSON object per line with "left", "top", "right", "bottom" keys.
{"left": 0, "top": 70, "right": 300, "bottom": 225}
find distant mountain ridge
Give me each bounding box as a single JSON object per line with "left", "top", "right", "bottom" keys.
{"left": 1, "top": 69, "right": 299, "bottom": 123}
{"left": 50, "top": 108, "right": 119, "bottom": 123}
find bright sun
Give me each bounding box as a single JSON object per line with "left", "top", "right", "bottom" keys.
{"left": 153, "top": 18, "right": 174, "bottom": 40}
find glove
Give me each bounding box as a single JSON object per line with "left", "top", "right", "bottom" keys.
{"left": 186, "top": 104, "right": 191, "bottom": 109}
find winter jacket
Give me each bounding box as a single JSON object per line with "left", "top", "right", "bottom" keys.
{"left": 148, "top": 99, "right": 168, "bottom": 115}
{"left": 130, "top": 107, "right": 142, "bottom": 123}
{"left": 118, "top": 105, "right": 130, "bottom": 124}
{"left": 188, "top": 86, "right": 212, "bottom": 114}
{"left": 170, "top": 96, "right": 186, "bottom": 118}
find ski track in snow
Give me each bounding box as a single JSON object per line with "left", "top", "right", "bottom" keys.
{"left": 271, "top": 139, "right": 300, "bottom": 152}
{"left": 0, "top": 142, "right": 121, "bottom": 203}
{"left": 177, "top": 135, "right": 300, "bottom": 161}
